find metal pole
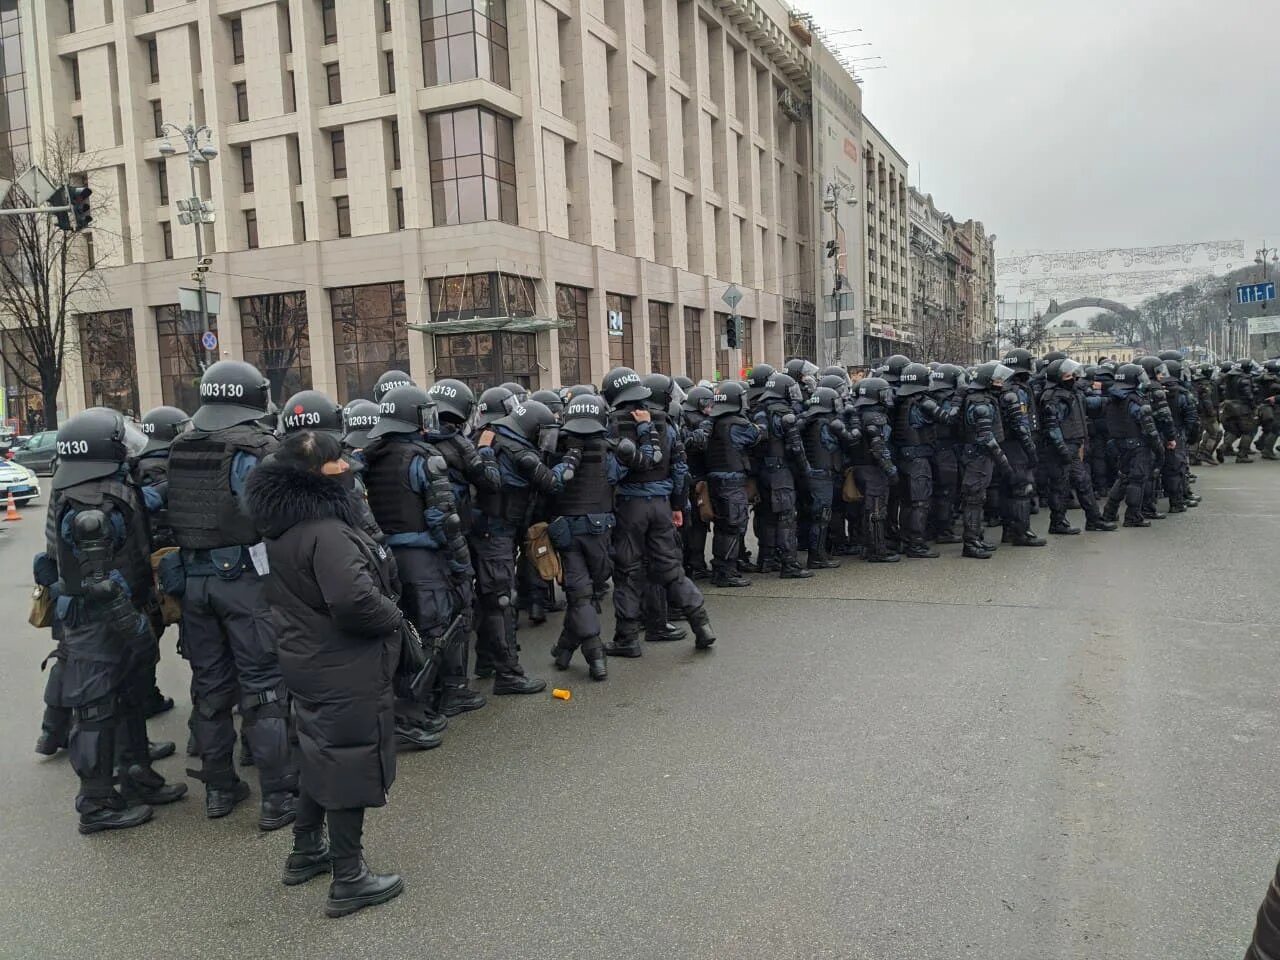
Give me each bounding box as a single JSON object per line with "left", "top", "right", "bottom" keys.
{"left": 188, "top": 157, "right": 212, "bottom": 367}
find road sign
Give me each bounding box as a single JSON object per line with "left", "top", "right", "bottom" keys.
{"left": 1236, "top": 282, "right": 1276, "bottom": 305}
{"left": 13, "top": 165, "right": 57, "bottom": 206}
{"left": 201, "top": 331, "right": 218, "bottom": 351}
{"left": 1249, "top": 316, "right": 1280, "bottom": 336}
{"left": 722, "top": 284, "right": 743, "bottom": 310}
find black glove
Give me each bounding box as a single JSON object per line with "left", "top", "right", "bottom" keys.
{"left": 1055, "top": 445, "right": 1072, "bottom": 465}
{"left": 615, "top": 437, "right": 637, "bottom": 463}
{"left": 828, "top": 418, "right": 847, "bottom": 438}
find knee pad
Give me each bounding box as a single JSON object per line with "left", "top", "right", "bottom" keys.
{"left": 196, "top": 686, "right": 236, "bottom": 721}
{"left": 75, "top": 697, "right": 117, "bottom": 730}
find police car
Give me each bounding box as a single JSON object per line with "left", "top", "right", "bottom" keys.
{"left": 0, "top": 458, "right": 39, "bottom": 506}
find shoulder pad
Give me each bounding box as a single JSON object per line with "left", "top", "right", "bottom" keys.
{"left": 426, "top": 454, "right": 449, "bottom": 478}
{"left": 1139, "top": 403, "right": 1153, "bottom": 416}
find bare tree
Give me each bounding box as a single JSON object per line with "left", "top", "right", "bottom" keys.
{"left": 0, "top": 134, "right": 113, "bottom": 429}
{"left": 240, "top": 291, "right": 310, "bottom": 403}
{"left": 1006, "top": 311, "right": 1049, "bottom": 352}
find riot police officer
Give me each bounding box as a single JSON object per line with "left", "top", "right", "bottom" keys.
{"left": 372, "top": 369, "right": 414, "bottom": 405}
{"left": 998, "top": 349, "right": 1045, "bottom": 547}
{"left": 700, "top": 381, "right": 761, "bottom": 587}
{"left": 680, "top": 384, "right": 715, "bottom": 580}
{"left": 847, "top": 376, "right": 902, "bottom": 563}
{"left": 424, "top": 378, "right": 499, "bottom": 710}
{"left": 167, "top": 360, "right": 296, "bottom": 828}
{"left": 893, "top": 363, "right": 948, "bottom": 559}
{"left": 474, "top": 398, "right": 578, "bottom": 691}
{"left": 1039, "top": 359, "right": 1116, "bottom": 533}
{"left": 752, "top": 372, "right": 813, "bottom": 579}
{"left": 1220, "top": 361, "right": 1257, "bottom": 462}
{"left": 958, "top": 362, "right": 1014, "bottom": 559}
{"left": 362, "top": 385, "right": 473, "bottom": 744}
{"left": 47, "top": 408, "right": 187, "bottom": 833}
{"left": 547, "top": 393, "right": 638, "bottom": 681}
{"left": 1254, "top": 359, "right": 1280, "bottom": 459}
{"left": 1158, "top": 359, "right": 1199, "bottom": 512}
{"left": 927, "top": 364, "right": 966, "bottom": 544}
{"left": 342, "top": 399, "right": 381, "bottom": 452}
{"left": 1191, "top": 364, "right": 1221, "bottom": 466}
{"left": 800, "top": 386, "right": 845, "bottom": 568}
{"left": 1101, "top": 363, "right": 1164, "bottom": 527}
{"left": 602, "top": 367, "right": 717, "bottom": 655}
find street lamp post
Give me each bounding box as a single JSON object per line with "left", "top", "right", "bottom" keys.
{"left": 158, "top": 115, "right": 218, "bottom": 366}
{"left": 1255, "top": 243, "right": 1279, "bottom": 356}
{"left": 823, "top": 181, "right": 858, "bottom": 364}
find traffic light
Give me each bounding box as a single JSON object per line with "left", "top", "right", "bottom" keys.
{"left": 48, "top": 186, "right": 72, "bottom": 232}
{"left": 69, "top": 185, "right": 92, "bottom": 230}
{"left": 825, "top": 240, "right": 838, "bottom": 259}
{"left": 725, "top": 313, "right": 739, "bottom": 349}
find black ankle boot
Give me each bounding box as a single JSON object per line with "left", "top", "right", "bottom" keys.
{"left": 644, "top": 621, "right": 688, "bottom": 643}
{"left": 551, "top": 644, "right": 574, "bottom": 670}
{"left": 77, "top": 794, "right": 154, "bottom": 835}
{"left": 492, "top": 673, "right": 547, "bottom": 695}
{"left": 121, "top": 765, "right": 188, "bottom": 806}
{"left": 260, "top": 791, "right": 298, "bottom": 832}
{"left": 582, "top": 640, "right": 608, "bottom": 681}
{"left": 325, "top": 857, "right": 404, "bottom": 918}
{"left": 686, "top": 606, "right": 717, "bottom": 650}
{"left": 283, "top": 828, "right": 331, "bottom": 886}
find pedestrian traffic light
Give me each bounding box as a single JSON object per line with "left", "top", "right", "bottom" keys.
{"left": 69, "top": 185, "right": 92, "bottom": 230}
{"left": 48, "top": 186, "right": 72, "bottom": 232}
{"left": 725, "top": 314, "right": 739, "bottom": 349}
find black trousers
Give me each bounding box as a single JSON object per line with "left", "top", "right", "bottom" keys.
{"left": 708, "top": 477, "right": 749, "bottom": 576}
{"left": 1044, "top": 439, "right": 1101, "bottom": 523}
{"left": 183, "top": 572, "right": 295, "bottom": 794}
{"left": 1107, "top": 441, "right": 1153, "bottom": 515}
{"left": 392, "top": 546, "right": 464, "bottom": 720}
{"left": 470, "top": 528, "right": 524, "bottom": 677}
{"left": 558, "top": 523, "right": 613, "bottom": 651}
{"left": 613, "top": 497, "right": 704, "bottom": 636}
{"left": 296, "top": 790, "right": 365, "bottom": 864}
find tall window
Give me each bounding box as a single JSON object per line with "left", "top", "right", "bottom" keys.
{"left": 714, "top": 311, "right": 729, "bottom": 379}
{"left": 330, "top": 283, "right": 409, "bottom": 403}
{"left": 321, "top": 0, "right": 337, "bottom": 44}
{"left": 66, "top": 0, "right": 76, "bottom": 32}
{"left": 427, "top": 107, "right": 516, "bottom": 226}
{"left": 240, "top": 145, "right": 254, "bottom": 190}
{"left": 556, "top": 284, "right": 590, "bottom": 386}
{"left": 389, "top": 119, "right": 400, "bottom": 169}
{"left": 420, "top": 0, "right": 510, "bottom": 89}
{"left": 157, "top": 163, "right": 168, "bottom": 205}
{"left": 70, "top": 57, "right": 80, "bottom": 100}
{"left": 1, "top": 330, "right": 44, "bottom": 432}
{"left": 78, "top": 310, "right": 140, "bottom": 415}
{"left": 161, "top": 221, "right": 173, "bottom": 259}
{"left": 740, "top": 316, "right": 754, "bottom": 370}
{"left": 648, "top": 301, "right": 671, "bottom": 373}
{"left": 330, "top": 128, "right": 346, "bottom": 178}
{"left": 156, "top": 304, "right": 217, "bottom": 413}
{"left": 238, "top": 292, "right": 312, "bottom": 404}
{"left": 382, "top": 0, "right": 392, "bottom": 32}
{"left": 393, "top": 187, "right": 405, "bottom": 230}
{"left": 245, "top": 209, "right": 258, "bottom": 248}
{"left": 234, "top": 81, "right": 248, "bottom": 121}
{"left": 74, "top": 116, "right": 84, "bottom": 152}
{"left": 146, "top": 38, "right": 159, "bottom": 83}
{"left": 325, "top": 63, "right": 342, "bottom": 104}
{"left": 230, "top": 16, "right": 244, "bottom": 64}
{"left": 151, "top": 99, "right": 163, "bottom": 137}
{"left": 428, "top": 272, "right": 537, "bottom": 393}
{"left": 606, "top": 293, "right": 633, "bottom": 369}
{"left": 683, "top": 306, "right": 703, "bottom": 379}
{"left": 384, "top": 51, "right": 396, "bottom": 94}
{"left": 335, "top": 196, "right": 351, "bottom": 237}
{"left": 783, "top": 297, "right": 815, "bottom": 363}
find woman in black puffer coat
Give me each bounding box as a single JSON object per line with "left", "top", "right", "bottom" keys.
{"left": 245, "top": 430, "right": 405, "bottom": 919}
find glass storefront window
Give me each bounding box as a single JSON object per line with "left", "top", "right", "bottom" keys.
{"left": 237, "top": 292, "right": 312, "bottom": 405}
{"left": 330, "top": 282, "right": 409, "bottom": 404}
{"left": 427, "top": 106, "right": 516, "bottom": 225}
{"left": 606, "top": 293, "right": 633, "bottom": 369}
{"left": 78, "top": 309, "right": 140, "bottom": 415}
{"left": 427, "top": 270, "right": 537, "bottom": 393}
{"left": 420, "top": 0, "right": 509, "bottom": 89}
{"left": 648, "top": 301, "right": 671, "bottom": 374}
{"left": 156, "top": 303, "right": 217, "bottom": 413}
{"left": 556, "top": 284, "right": 590, "bottom": 387}
{"left": 683, "top": 306, "right": 702, "bottom": 380}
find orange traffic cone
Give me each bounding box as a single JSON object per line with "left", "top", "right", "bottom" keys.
{"left": 3, "top": 490, "right": 20, "bottom": 522}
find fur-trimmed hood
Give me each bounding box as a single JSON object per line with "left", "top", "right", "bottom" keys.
{"left": 245, "top": 456, "right": 360, "bottom": 540}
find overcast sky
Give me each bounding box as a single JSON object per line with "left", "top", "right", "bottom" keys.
{"left": 800, "top": 0, "right": 1280, "bottom": 258}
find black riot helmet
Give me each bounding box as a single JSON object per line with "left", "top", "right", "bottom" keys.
{"left": 372, "top": 369, "right": 415, "bottom": 405}
{"left": 368, "top": 385, "right": 439, "bottom": 438}
{"left": 281, "top": 389, "right": 343, "bottom": 436}
{"left": 563, "top": 383, "right": 596, "bottom": 401}
{"left": 1137, "top": 356, "right": 1168, "bottom": 381}
{"left": 53, "top": 407, "right": 144, "bottom": 490}
{"left": 784, "top": 358, "right": 819, "bottom": 394}
{"left": 427, "top": 378, "right": 476, "bottom": 425}
{"left": 1157, "top": 350, "right": 1182, "bottom": 363}
{"left": 601, "top": 367, "right": 650, "bottom": 408}
{"left": 341, "top": 399, "right": 380, "bottom": 449}
{"left": 744, "top": 363, "right": 776, "bottom": 401}
{"left": 683, "top": 384, "right": 715, "bottom": 415}
{"left": 1114, "top": 363, "right": 1146, "bottom": 387}
{"left": 1163, "top": 358, "right": 1184, "bottom": 381}
{"left": 805, "top": 386, "right": 840, "bottom": 415}
{"left": 1194, "top": 363, "right": 1214, "bottom": 381}
{"left": 1042, "top": 350, "right": 1068, "bottom": 365}
{"left": 877, "top": 354, "right": 912, "bottom": 385}
{"left": 1095, "top": 360, "right": 1117, "bottom": 381}
{"left": 562, "top": 393, "right": 610, "bottom": 436}
{"left": 1001, "top": 348, "right": 1034, "bottom": 375}
{"left": 140, "top": 405, "right": 191, "bottom": 453}
{"left": 930, "top": 363, "right": 964, "bottom": 393}
{"left": 641, "top": 373, "right": 676, "bottom": 411}
{"left": 475, "top": 386, "right": 514, "bottom": 427}
{"left": 820, "top": 365, "right": 851, "bottom": 384}
{"left": 191, "top": 360, "right": 271, "bottom": 431}
{"left": 761, "top": 372, "right": 802, "bottom": 404}
{"left": 673, "top": 375, "right": 695, "bottom": 392}
{"left": 1045, "top": 358, "right": 1084, "bottom": 384}
{"left": 1263, "top": 359, "right": 1280, "bottom": 376}
{"left": 853, "top": 376, "right": 894, "bottom": 408}
{"left": 896, "top": 362, "right": 932, "bottom": 396}
{"left": 968, "top": 361, "right": 1015, "bottom": 391}
{"left": 710, "top": 381, "right": 748, "bottom": 417}
{"left": 531, "top": 389, "right": 565, "bottom": 418}
{"left": 497, "top": 397, "right": 556, "bottom": 442}
{"left": 499, "top": 381, "right": 529, "bottom": 401}
{"left": 819, "top": 374, "right": 851, "bottom": 397}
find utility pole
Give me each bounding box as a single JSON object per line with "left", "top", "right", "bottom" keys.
{"left": 822, "top": 181, "right": 858, "bottom": 364}
{"left": 158, "top": 113, "right": 218, "bottom": 366}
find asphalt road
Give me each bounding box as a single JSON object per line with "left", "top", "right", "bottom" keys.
{"left": 0, "top": 467, "right": 1276, "bottom": 959}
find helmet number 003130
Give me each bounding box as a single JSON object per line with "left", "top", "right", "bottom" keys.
{"left": 200, "top": 382, "right": 246, "bottom": 398}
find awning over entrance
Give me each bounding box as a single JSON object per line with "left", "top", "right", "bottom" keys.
{"left": 407, "top": 315, "right": 571, "bottom": 334}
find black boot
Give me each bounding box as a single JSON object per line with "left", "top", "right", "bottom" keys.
{"left": 198, "top": 760, "right": 252, "bottom": 819}
{"left": 283, "top": 827, "right": 332, "bottom": 886}
{"left": 686, "top": 606, "right": 716, "bottom": 650}
{"left": 35, "top": 730, "right": 66, "bottom": 756}
{"left": 961, "top": 504, "right": 993, "bottom": 559}
{"left": 1047, "top": 515, "right": 1081, "bottom": 535}
{"left": 605, "top": 621, "right": 643, "bottom": 658}
{"left": 120, "top": 764, "right": 188, "bottom": 806}
{"left": 710, "top": 565, "right": 751, "bottom": 587}
{"left": 395, "top": 725, "right": 443, "bottom": 751}
{"left": 325, "top": 857, "right": 405, "bottom": 919}
{"left": 551, "top": 642, "right": 575, "bottom": 670}
{"left": 865, "top": 509, "right": 900, "bottom": 563}
{"left": 1085, "top": 517, "right": 1117, "bottom": 531}
{"left": 582, "top": 639, "right": 608, "bottom": 681}
{"left": 780, "top": 559, "right": 815, "bottom": 579}
{"left": 144, "top": 690, "right": 175, "bottom": 719}
{"left": 1123, "top": 510, "right": 1151, "bottom": 528}
{"left": 440, "top": 685, "right": 487, "bottom": 716}
{"left": 492, "top": 671, "right": 547, "bottom": 695}
{"left": 644, "top": 621, "right": 688, "bottom": 642}
{"left": 77, "top": 794, "right": 154, "bottom": 835}
{"left": 1101, "top": 498, "right": 1120, "bottom": 523}
{"left": 260, "top": 791, "right": 298, "bottom": 832}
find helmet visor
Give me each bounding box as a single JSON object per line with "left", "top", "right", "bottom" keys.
{"left": 123, "top": 421, "right": 149, "bottom": 459}
{"left": 991, "top": 363, "right": 1015, "bottom": 383}
{"left": 1059, "top": 359, "right": 1084, "bottom": 379}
